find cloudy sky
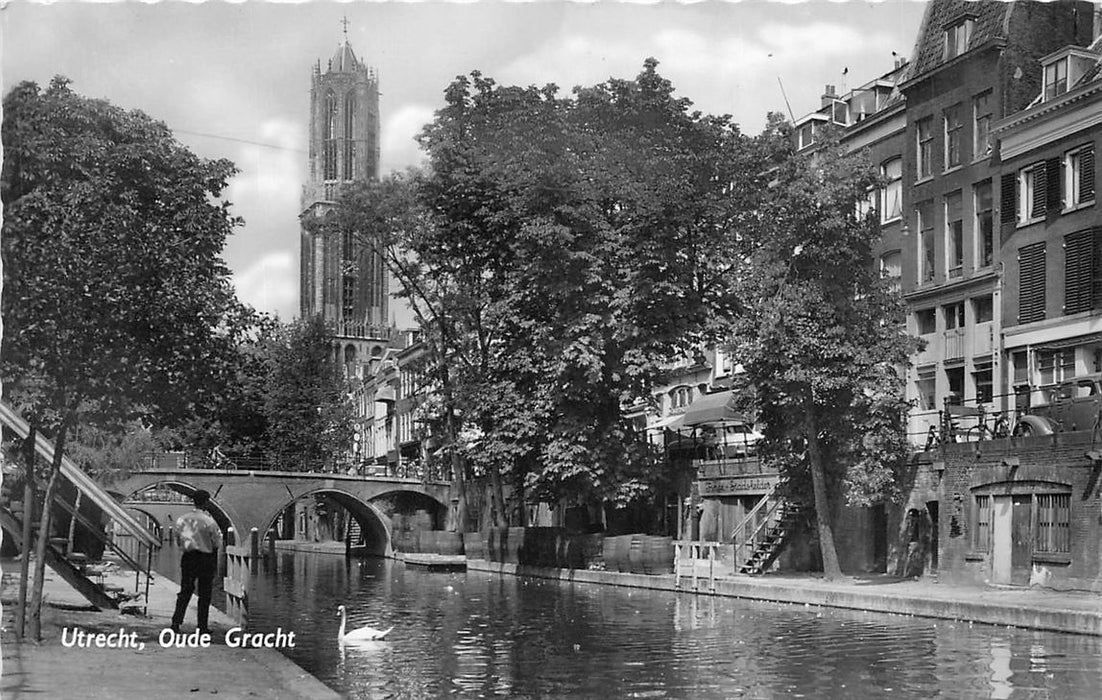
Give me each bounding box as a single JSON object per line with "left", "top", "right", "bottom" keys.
{"left": 2, "top": 0, "right": 927, "bottom": 325}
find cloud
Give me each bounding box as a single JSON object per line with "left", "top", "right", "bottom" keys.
{"left": 382, "top": 104, "right": 435, "bottom": 173}
{"left": 225, "top": 118, "right": 305, "bottom": 203}
{"left": 232, "top": 250, "right": 298, "bottom": 320}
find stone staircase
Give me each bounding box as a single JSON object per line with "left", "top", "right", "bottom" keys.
{"left": 346, "top": 517, "right": 363, "bottom": 547}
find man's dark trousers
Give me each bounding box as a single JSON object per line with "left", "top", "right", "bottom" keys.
{"left": 171, "top": 550, "right": 217, "bottom": 632}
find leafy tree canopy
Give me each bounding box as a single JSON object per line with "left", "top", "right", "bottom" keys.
{"left": 2, "top": 77, "right": 247, "bottom": 433}
{"left": 728, "top": 121, "right": 919, "bottom": 577}
{"left": 324, "top": 61, "right": 773, "bottom": 510}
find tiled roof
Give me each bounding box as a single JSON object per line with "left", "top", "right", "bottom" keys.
{"left": 905, "top": 0, "right": 1010, "bottom": 83}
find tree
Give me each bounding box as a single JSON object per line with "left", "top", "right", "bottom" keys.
{"left": 728, "top": 120, "right": 918, "bottom": 580}
{"left": 262, "top": 316, "right": 355, "bottom": 470}
{"left": 325, "top": 61, "right": 766, "bottom": 525}
{"left": 1, "top": 78, "right": 244, "bottom": 638}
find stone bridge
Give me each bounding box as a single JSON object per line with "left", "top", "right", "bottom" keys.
{"left": 107, "top": 469, "right": 453, "bottom": 556}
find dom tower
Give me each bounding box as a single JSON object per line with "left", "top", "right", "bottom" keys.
{"left": 300, "top": 31, "right": 390, "bottom": 377}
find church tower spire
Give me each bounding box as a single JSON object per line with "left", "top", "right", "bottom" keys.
{"left": 299, "top": 21, "right": 388, "bottom": 376}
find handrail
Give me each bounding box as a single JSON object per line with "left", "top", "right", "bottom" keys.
{"left": 731, "top": 477, "right": 783, "bottom": 546}
{"left": 0, "top": 401, "right": 160, "bottom": 550}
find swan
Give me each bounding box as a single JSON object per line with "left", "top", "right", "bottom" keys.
{"left": 336, "top": 605, "right": 393, "bottom": 642}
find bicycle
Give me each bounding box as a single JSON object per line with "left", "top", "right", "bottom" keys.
{"left": 962, "top": 411, "right": 1011, "bottom": 442}
{"left": 923, "top": 416, "right": 961, "bottom": 451}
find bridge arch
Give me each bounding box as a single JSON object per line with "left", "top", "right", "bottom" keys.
{"left": 108, "top": 470, "right": 454, "bottom": 555}
{"left": 259, "top": 488, "right": 394, "bottom": 557}
{"left": 120, "top": 504, "right": 166, "bottom": 540}
{"left": 110, "top": 481, "right": 238, "bottom": 542}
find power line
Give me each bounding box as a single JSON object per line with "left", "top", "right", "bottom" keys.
{"left": 173, "top": 128, "right": 307, "bottom": 154}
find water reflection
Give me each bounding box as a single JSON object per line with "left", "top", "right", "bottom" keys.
{"left": 234, "top": 552, "right": 1102, "bottom": 699}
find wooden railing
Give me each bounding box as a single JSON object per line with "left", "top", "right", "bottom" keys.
{"left": 223, "top": 527, "right": 260, "bottom": 625}
{"left": 731, "top": 479, "right": 784, "bottom": 566}
{"left": 673, "top": 540, "right": 735, "bottom": 593}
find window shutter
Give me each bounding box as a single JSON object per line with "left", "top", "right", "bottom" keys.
{"left": 1081, "top": 145, "right": 1095, "bottom": 202}
{"left": 1000, "top": 172, "right": 1017, "bottom": 236}
{"left": 1093, "top": 227, "right": 1102, "bottom": 312}
{"left": 1032, "top": 162, "right": 1047, "bottom": 218}
{"left": 1018, "top": 242, "right": 1046, "bottom": 324}
{"left": 1064, "top": 230, "right": 1093, "bottom": 314}
{"left": 1046, "top": 157, "right": 1062, "bottom": 213}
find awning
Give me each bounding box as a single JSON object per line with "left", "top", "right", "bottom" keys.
{"left": 681, "top": 390, "right": 747, "bottom": 427}
{"left": 0, "top": 401, "right": 161, "bottom": 550}
{"left": 649, "top": 414, "right": 686, "bottom": 432}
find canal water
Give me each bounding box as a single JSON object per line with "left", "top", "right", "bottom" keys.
{"left": 226, "top": 551, "right": 1102, "bottom": 699}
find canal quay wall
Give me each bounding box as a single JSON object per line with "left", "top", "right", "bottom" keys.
{"left": 466, "top": 559, "right": 1102, "bottom": 637}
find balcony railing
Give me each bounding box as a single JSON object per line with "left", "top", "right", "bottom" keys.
{"left": 334, "top": 321, "right": 393, "bottom": 340}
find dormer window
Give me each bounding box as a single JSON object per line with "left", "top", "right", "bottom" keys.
{"left": 1044, "top": 58, "right": 1068, "bottom": 101}
{"left": 795, "top": 115, "right": 827, "bottom": 151}
{"left": 1040, "top": 47, "right": 1101, "bottom": 103}
{"left": 944, "top": 18, "right": 974, "bottom": 61}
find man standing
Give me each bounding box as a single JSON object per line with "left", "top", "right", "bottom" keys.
{"left": 170, "top": 489, "right": 223, "bottom": 635}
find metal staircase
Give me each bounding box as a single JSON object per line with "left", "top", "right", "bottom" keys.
{"left": 732, "top": 479, "right": 806, "bottom": 575}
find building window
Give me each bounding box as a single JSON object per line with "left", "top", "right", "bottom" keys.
{"left": 1038, "top": 349, "right": 1075, "bottom": 385}
{"left": 831, "top": 100, "right": 849, "bottom": 125}
{"left": 946, "top": 366, "right": 965, "bottom": 405}
{"left": 323, "top": 91, "right": 338, "bottom": 181}
{"left": 342, "top": 276, "right": 355, "bottom": 319}
{"left": 1044, "top": 58, "right": 1069, "bottom": 101}
{"left": 916, "top": 117, "right": 934, "bottom": 179}
{"left": 880, "top": 157, "right": 903, "bottom": 223}
{"left": 343, "top": 93, "right": 357, "bottom": 181}
{"left": 973, "top": 365, "right": 994, "bottom": 404}
{"left": 916, "top": 369, "right": 937, "bottom": 410}
{"left": 973, "top": 294, "right": 993, "bottom": 324}
{"left": 856, "top": 189, "right": 875, "bottom": 220}
{"left": 1064, "top": 144, "right": 1096, "bottom": 209}
{"left": 973, "top": 91, "right": 992, "bottom": 157}
{"left": 1064, "top": 228, "right": 1102, "bottom": 315}
{"left": 797, "top": 121, "right": 817, "bottom": 150}
{"left": 974, "top": 180, "right": 994, "bottom": 268}
{"left": 1018, "top": 162, "right": 1047, "bottom": 224}
{"left": 880, "top": 250, "right": 902, "bottom": 295}
{"left": 943, "top": 301, "right": 965, "bottom": 330}
{"left": 1018, "top": 242, "right": 1046, "bottom": 324}
{"left": 1035, "top": 493, "right": 1071, "bottom": 554}
{"left": 945, "top": 191, "right": 964, "bottom": 278}
{"left": 974, "top": 495, "right": 991, "bottom": 552}
{"left": 915, "top": 308, "right": 936, "bottom": 335}
{"left": 944, "top": 18, "right": 974, "bottom": 61}
{"left": 944, "top": 104, "right": 963, "bottom": 169}
{"left": 671, "top": 386, "right": 691, "bottom": 409}
{"left": 342, "top": 229, "right": 354, "bottom": 261}
{"left": 918, "top": 201, "right": 935, "bottom": 282}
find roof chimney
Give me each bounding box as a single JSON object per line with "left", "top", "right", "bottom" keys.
{"left": 821, "top": 84, "right": 838, "bottom": 109}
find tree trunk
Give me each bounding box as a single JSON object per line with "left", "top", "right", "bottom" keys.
{"left": 488, "top": 460, "right": 507, "bottom": 528}
{"left": 16, "top": 428, "right": 36, "bottom": 640}
{"left": 67, "top": 490, "right": 83, "bottom": 553}
{"left": 28, "top": 418, "right": 71, "bottom": 640}
{"left": 445, "top": 405, "right": 468, "bottom": 534}
{"left": 805, "top": 405, "right": 842, "bottom": 581}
